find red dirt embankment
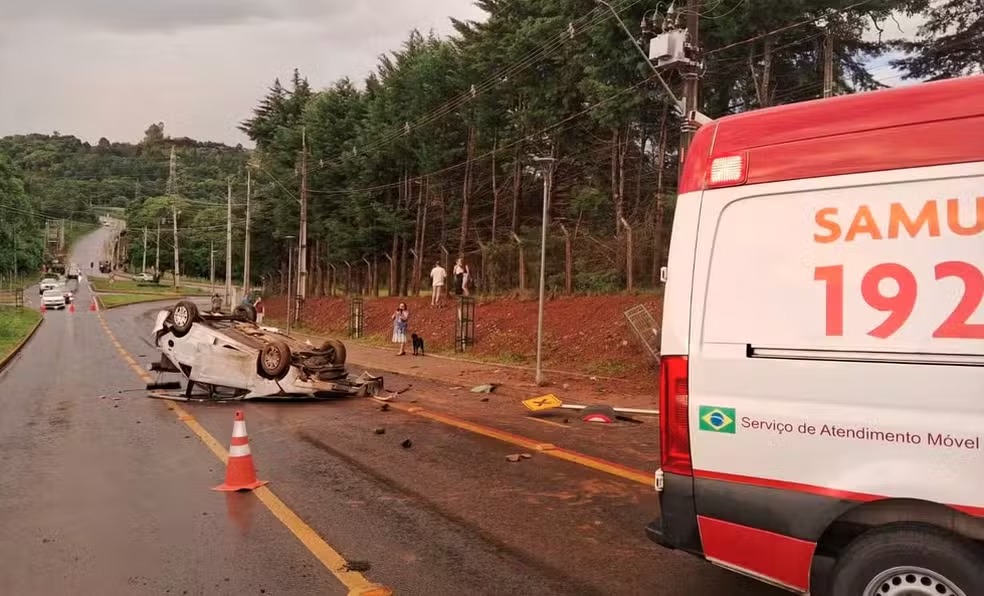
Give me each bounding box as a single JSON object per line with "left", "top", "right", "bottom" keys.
{"left": 265, "top": 293, "right": 662, "bottom": 381}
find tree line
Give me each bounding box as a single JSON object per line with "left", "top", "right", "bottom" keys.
{"left": 238, "top": 0, "right": 974, "bottom": 296}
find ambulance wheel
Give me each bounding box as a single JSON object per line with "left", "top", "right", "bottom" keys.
{"left": 320, "top": 339, "right": 346, "bottom": 365}
{"left": 830, "top": 523, "right": 984, "bottom": 596}
{"left": 170, "top": 301, "right": 199, "bottom": 337}
{"left": 258, "top": 340, "right": 291, "bottom": 380}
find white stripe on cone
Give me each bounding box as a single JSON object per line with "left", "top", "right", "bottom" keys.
{"left": 229, "top": 444, "right": 252, "bottom": 458}
{"left": 232, "top": 420, "right": 247, "bottom": 438}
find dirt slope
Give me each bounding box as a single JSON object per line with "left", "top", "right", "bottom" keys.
{"left": 264, "top": 293, "right": 662, "bottom": 381}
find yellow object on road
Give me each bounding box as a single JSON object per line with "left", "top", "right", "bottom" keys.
{"left": 522, "top": 394, "right": 562, "bottom": 412}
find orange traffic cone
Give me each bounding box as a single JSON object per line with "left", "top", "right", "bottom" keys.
{"left": 39, "top": 303, "right": 46, "bottom": 314}
{"left": 69, "top": 302, "right": 75, "bottom": 313}
{"left": 89, "top": 298, "right": 97, "bottom": 312}
{"left": 213, "top": 411, "right": 268, "bottom": 492}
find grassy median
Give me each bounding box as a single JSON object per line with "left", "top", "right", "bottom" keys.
{"left": 98, "top": 294, "right": 178, "bottom": 309}
{"left": 89, "top": 278, "right": 207, "bottom": 296}
{"left": 0, "top": 307, "right": 42, "bottom": 363}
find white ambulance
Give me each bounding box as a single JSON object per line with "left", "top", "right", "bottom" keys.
{"left": 649, "top": 76, "right": 984, "bottom": 595}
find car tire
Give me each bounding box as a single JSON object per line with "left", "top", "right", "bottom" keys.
{"left": 258, "top": 340, "right": 291, "bottom": 380}
{"left": 170, "top": 300, "right": 199, "bottom": 338}
{"left": 830, "top": 522, "right": 984, "bottom": 596}
{"left": 233, "top": 304, "right": 257, "bottom": 323}
{"left": 320, "top": 339, "right": 347, "bottom": 365}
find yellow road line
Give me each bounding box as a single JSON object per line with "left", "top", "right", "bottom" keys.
{"left": 527, "top": 417, "right": 570, "bottom": 429}
{"left": 97, "top": 313, "right": 390, "bottom": 596}
{"left": 390, "top": 404, "right": 652, "bottom": 486}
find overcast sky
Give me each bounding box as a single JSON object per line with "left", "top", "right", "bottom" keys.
{"left": 0, "top": 0, "right": 485, "bottom": 145}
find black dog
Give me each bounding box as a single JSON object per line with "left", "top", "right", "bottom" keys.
{"left": 411, "top": 333, "right": 425, "bottom": 356}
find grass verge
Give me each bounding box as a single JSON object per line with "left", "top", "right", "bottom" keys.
{"left": 0, "top": 307, "right": 42, "bottom": 364}
{"left": 98, "top": 294, "right": 177, "bottom": 309}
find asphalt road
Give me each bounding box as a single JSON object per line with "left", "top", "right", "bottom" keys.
{"left": 0, "top": 227, "right": 786, "bottom": 595}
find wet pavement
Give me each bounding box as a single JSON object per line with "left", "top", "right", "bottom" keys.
{"left": 0, "top": 227, "right": 785, "bottom": 595}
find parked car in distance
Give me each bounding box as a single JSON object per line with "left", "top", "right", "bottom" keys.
{"left": 135, "top": 272, "right": 153, "bottom": 282}
{"left": 42, "top": 289, "right": 67, "bottom": 310}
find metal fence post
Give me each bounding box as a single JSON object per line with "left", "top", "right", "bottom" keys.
{"left": 455, "top": 296, "right": 475, "bottom": 352}
{"left": 349, "top": 296, "right": 364, "bottom": 339}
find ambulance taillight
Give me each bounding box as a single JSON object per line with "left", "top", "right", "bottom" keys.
{"left": 659, "top": 355, "right": 692, "bottom": 475}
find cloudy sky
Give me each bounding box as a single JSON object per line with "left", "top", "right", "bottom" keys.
{"left": 0, "top": 0, "right": 485, "bottom": 145}
{"left": 0, "top": 2, "right": 923, "bottom": 147}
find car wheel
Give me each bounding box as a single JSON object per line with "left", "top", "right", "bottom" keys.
{"left": 233, "top": 304, "right": 257, "bottom": 323}
{"left": 170, "top": 300, "right": 199, "bottom": 337}
{"left": 258, "top": 340, "right": 291, "bottom": 379}
{"left": 320, "top": 339, "right": 347, "bottom": 365}
{"left": 830, "top": 523, "right": 984, "bottom": 596}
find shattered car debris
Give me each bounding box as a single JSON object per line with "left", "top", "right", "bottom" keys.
{"left": 151, "top": 300, "right": 382, "bottom": 400}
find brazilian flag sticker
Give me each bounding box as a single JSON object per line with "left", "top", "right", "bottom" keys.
{"left": 699, "top": 406, "right": 736, "bottom": 434}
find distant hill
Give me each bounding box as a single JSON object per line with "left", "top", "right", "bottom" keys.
{"left": 0, "top": 123, "right": 249, "bottom": 279}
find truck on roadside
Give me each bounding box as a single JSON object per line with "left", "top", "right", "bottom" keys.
{"left": 649, "top": 76, "right": 984, "bottom": 595}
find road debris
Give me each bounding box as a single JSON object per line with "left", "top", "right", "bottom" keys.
{"left": 379, "top": 403, "right": 390, "bottom": 412}
{"left": 401, "top": 439, "right": 413, "bottom": 449}
{"left": 506, "top": 454, "right": 521, "bottom": 463}
{"left": 522, "top": 393, "right": 658, "bottom": 416}
{"left": 480, "top": 397, "right": 489, "bottom": 402}
{"left": 520, "top": 453, "right": 532, "bottom": 459}
{"left": 344, "top": 560, "right": 372, "bottom": 572}
{"left": 374, "top": 427, "right": 386, "bottom": 435}
{"left": 470, "top": 384, "right": 497, "bottom": 394}
{"left": 581, "top": 405, "right": 617, "bottom": 424}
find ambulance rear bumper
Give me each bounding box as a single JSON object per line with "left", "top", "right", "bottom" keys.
{"left": 646, "top": 470, "right": 704, "bottom": 557}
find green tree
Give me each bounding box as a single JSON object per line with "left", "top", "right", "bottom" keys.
{"left": 893, "top": 0, "right": 982, "bottom": 79}
{"left": 0, "top": 155, "right": 43, "bottom": 276}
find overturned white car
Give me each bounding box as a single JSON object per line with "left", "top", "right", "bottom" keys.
{"left": 151, "top": 300, "right": 382, "bottom": 400}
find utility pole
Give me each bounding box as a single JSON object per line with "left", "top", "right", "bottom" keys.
{"left": 210, "top": 240, "right": 215, "bottom": 294}
{"left": 171, "top": 204, "right": 180, "bottom": 289}
{"left": 533, "top": 157, "right": 555, "bottom": 387}
{"left": 823, "top": 27, "right": 834, "bottom": 98}
{"left": 166, "top": 146, "right": 180, "bottom": 288}
{"left": 155, "top": 218, "right": 161, "bottom": 274}
{"left": 243, "top": 167, "right": 252, "bottom": 295}
{"left": 225, "top": 179, "right": 233, "bottom": 308}
{"left": 680, "top": 0, "right": 701, "bottom": 161}
{"left": 284, "top": 236, "right": 296, "bottom": 336}
{"left": 142, "top": 227, "right": 148, "bottom": 272}
{"left": 297, "top": 127, "right": 309, "bottom": 324}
